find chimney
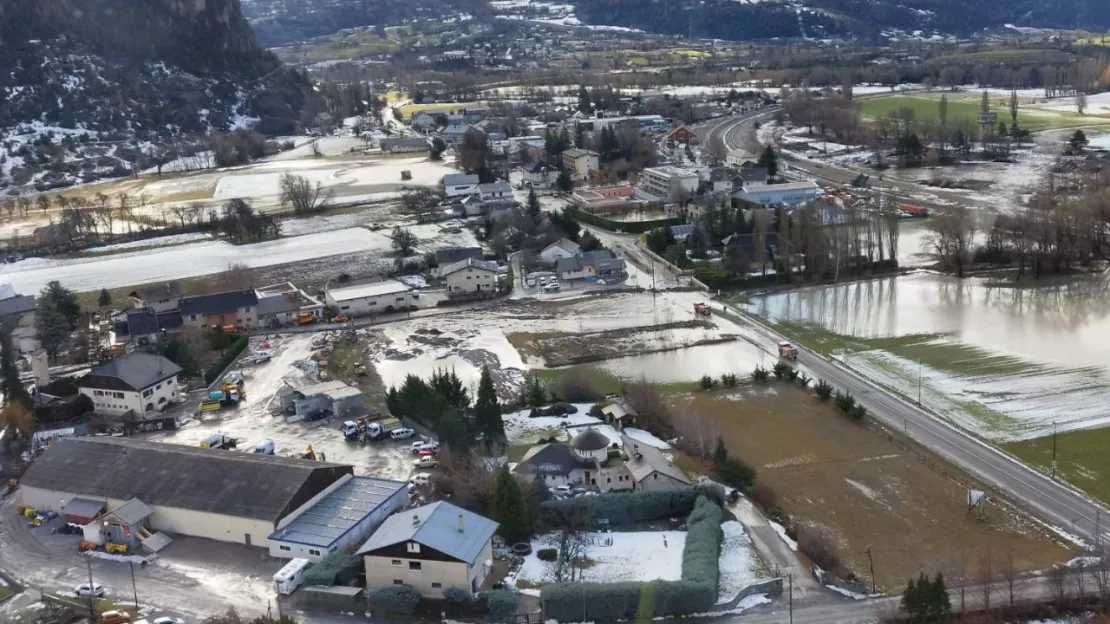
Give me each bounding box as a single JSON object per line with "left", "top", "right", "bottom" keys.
{"left": 412, "top": 513, "right": 420, "bottom": 526}
{"left": 457, "top": 513, "right": 465, "bottom": 533}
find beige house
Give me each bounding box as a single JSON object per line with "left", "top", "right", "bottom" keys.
{"left": 621, "top": 433, "right": 691, "bottom": 491}
{"left": 561, "top": 148, "right": 599, "bottom": 181}
{"left": 18, "top": 437, "right": 352, "bottom": 547}
{"left": 358, "top": 501, "right": 498, "bottom": 597}
{"left": 443, "top": 258, "right": 499, "bottom": 298}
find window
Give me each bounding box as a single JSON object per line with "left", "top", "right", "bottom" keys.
{"left": 279, "top": 545, "right": 291, "bottom": 552}
{"left": 653, "top": 474, "right": 658, "bottom": 480}
{"left": 393, "top": 580, "right": 404, "bottom": 585}
{"left": 341, "top": 305, "right": 350, "bottom": 311}
{"left": 408, "top": 561, "right": 422, "bottom": 571}
{"left": 191, "top": 315, "right": 197, "bottom": 321}
{"left": 309, "top": 549, "right": 321, "bottom": 556}
{"left": 391, "top": 559, "right": 402, "bottom": 567}
{"left": 142, "top": 389, "right": 152, "bottom": 398}
{"left": 407, "top": 542, "right": 421, "bottom": 554}
{"left": 431, "top": 582, "right": 442, "bottom": 589}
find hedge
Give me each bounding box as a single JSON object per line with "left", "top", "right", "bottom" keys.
{"left": 481, "top": 589, "right": 520, "bottom": 623}
{"left": 566, "top": 207, "right": 683, "bottom": 234}
{"left": 540, "top": 484, "right": 724, "bottom": 527}
{"left": 540, "top": 495, "right": 725, "bottom": 620}
{"left": 303, "top": 551, "right": 361, "bottom": 587}
{"left": 368, "top": 585, "right": 422, "bottom": 616}
{"left": 204, "top": 334, "right": 249, "bottom": 384}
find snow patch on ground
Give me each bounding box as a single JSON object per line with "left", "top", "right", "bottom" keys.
{"left": 502, "top": 404, "right": 605, "bottom": 444}
{"left": 717, "top": 521, "right": 767, "bottom": 602}
{"left": 514, "top": 531, "right": 686, "bottom": 585}
{"left": 77, "top": 232, "right": 212, "bottom": 254}
{"left": 769, "top": 521, "right": 797, "bottom": 551}
{"left": 621, "top": 427, "right": 671, "bottom": 450}
{"left": 825, "top": 585, "right": 882, "bottom": 600}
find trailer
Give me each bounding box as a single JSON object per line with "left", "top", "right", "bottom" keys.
{"left": 200, "top": 432, "right": 238, "bottom": 450}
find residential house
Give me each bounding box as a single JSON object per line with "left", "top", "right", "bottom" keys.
{"left": 112, "top": 308, "right": 183, "bottom": 346}
{"left": 621, "top": 434, "right": 691, "bottom": 491}
{"left": 380, "top": 138, "right": 430, "bottom": 155}
{"left": 461, "top": 108, "right": 489, "bottom": 124}
{"left": 736, "top": 166, "right": 770, "bottom": 185}
{"left": 0, "top": 284, "right": 38, "bottom": 354}
{"left": 433, "top": 247, "right": 484, "bottom": 278}
{"left": 561, "top": 148, "right": 599, "bottom": 181}
{"left": 179, "top": 290, "right": 259, "bottom": 330}
{"left": 555, "top": 250, "right": 627, "bottom": 282}
{"left": 325, "top": 280, "right": 412, "bottom": 317}
{"left": 514, "top": 428, "right": 632, "bottom": 492}
{"left": 708, "top": 168, "right": 735, "bottom": 194}
{"left": 357, "top": 501, "right": 498, "bottom": 597}
{"left": 450, "top": 195, "right": 487, "bottom": 218}
{"left": 477, "top": 181, "right": 512, "bottom": 201}
{"left": 443, "top": 173, "right": 480, "bottom": 198}
{"left": 33, "top": 222, "right": 69, "bottom": 247}
{"left": 662, "top": 124, "right": 697, "bottom": 144}
{"left": 255, "top": 283, "right": 324, "bottom": 329}
{"left": 538, "top": 238, "right": 580, "bottom": 264}
{"left": 129, "top": 282, "right": 184, "bottom": 313}
{"left": 523, "top": 161, "right": 551, "bottom": 187}
{"left": 442, "top": 258, "right": 499, "bottom": 298}
{"left": 442, "top": 124, "right": 474, "bottom": 145}
{"left": 411, "top": 112, "right": 437, "bottom": 132}
{"left": 78, "top": 352, "right": 182, "bottom": 417}
{"left": 733, "top": 181, "right": 821, "bottom": 207}
{"left": 723, "top": 232, "right": 781, "bottom": 269}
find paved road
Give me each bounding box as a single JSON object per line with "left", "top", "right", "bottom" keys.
{"left": 712, "top": 305, "right": 1110, "bottom": 546}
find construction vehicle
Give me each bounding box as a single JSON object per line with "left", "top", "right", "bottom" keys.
{"left": 78, "top": 540, "right": 97, "bottom": 552}
{"left": 777, "top": 342, "right": 798, "bottom": 360}
{"left": 301, "top": 444, "right": 317, "bottom": 460}
{"left": 222, "top": 371, "right": 245, "bottom": 389}
{"left": 341, "top": 420, "right": 364, "bottom": 441}
{"left": 850, "top": 173, "right": 870, "bottom": 188}
{"left": 105, "top": 542, "right": 129, "bottom": 554}
{"left": 693, "top": 302, "right": 711, "bottom": 316}
{"left": 200, "top": 432, "right": 238, "bottom": 450}
{"left": 367, "top": 417, "right": 403, "bottom": 440}
{"left": 294, "top": 312, "right": 317, "bottom": 326}
{"left": 198, "top": 388, "right": 243, "bottom": 412}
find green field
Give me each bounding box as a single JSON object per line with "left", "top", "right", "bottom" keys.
{"left": 859, "top": 94, "right": 1108, "bottom": 131}
{"left": 1006, "top": 427, "right": 1110, "bottom": 507}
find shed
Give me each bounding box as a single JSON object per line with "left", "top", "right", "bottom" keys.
{"left": 281, "top": 380, "right": 364, "bottom": 421}
{"left": 62, "top": 497, "right": 106, "bottom": 524}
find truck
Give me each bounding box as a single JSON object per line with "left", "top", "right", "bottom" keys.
{"left": 294, "top": 312, "right": 316, "bottom": 326}
{"left": 198, "top": 388, "right": 242, "bottom": 412}
{"left": 693, "top": 302, "right": 711, "bottom": 316}
{"left": 777, "top": 342, "right": 798, "bottom": 360}
{"left": 367, "top": 417, "right": 403, "bottom": 440}
{"left": 200, "top": 432, "right": 238, "bottom": 450}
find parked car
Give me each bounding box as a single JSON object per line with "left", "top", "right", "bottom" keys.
{"left": 411, "top": 473, "right": 432, "bottom": 487}
{"left": 99, "top": 611, "right": 130, "bottom": 624}
{"left": 550, "top": 485, "right": 571, "bottom": 496}
{"left": 413, "top": 456, "right": 439, "bottom": 469}
{"left": 333, "top": 315, "right": 349, "bottom": 323}
{"left": 391, "top": 428, "right": 415, "bottom": 441}
{"left": 152, "top": 618, "right": 185, "bottom": 624}
{"left": 542, "top": 282, "right": 561, "bottom": 293}
{"left": 411, "top": 440, "right": 428, "bottom": 454}
{"left": 418, "top": 447, "right": 439, "bottom": 458}
{"left": 74, "top": 583, "right": 105, "bottom": 598}
{"left": 525, "top": 278, "right": 537, "bottom": 287}
{"left": 410, "top": 289, "right": 421, "bottom": 298}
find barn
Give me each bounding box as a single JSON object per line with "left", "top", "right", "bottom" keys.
{"left": 19, "top": 437, "right": 353, "bottom": 547}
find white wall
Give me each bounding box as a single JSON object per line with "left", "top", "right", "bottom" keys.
{"left": 326, "top": 291, "right": 412, "bottom": 317}
{"left": 445, "top": 268, "right": 496, "bottom": 295}
{"left": 81, "top": 375, "right": 178, "bottom": 417}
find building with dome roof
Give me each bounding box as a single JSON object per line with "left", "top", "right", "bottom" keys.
{"left": 570, "top": 427, "right": 612, "bottom": 463}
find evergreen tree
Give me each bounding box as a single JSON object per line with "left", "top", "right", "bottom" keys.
{"left": 524, "top": 373, "right": 546, "bottom": 407}
{"left": 757, "top": 145, "right": 779, "bottom": 180}
{"left": 491, "top": 465, "right": 531, "bottom": 541}
{"left": 0, "top": 324, "right": 31, "bottom": 408}
{"left": 712, "top": 436, "right": 728, "bottom": 466}
{"left": 555, "top": 169, "right": 574, "bottom": 192}
{"left": 97, "top": 288, "right": 111, "bottom": 309}
{"left": 526, "top": 188, "right": 542, "bottom": 222}
{"left": 475, "top": 365, "right": 504, "bottom": 441}
{"left": 577, "top": 86, "right": 592, "bottom": 115}
{"left": 39, "top": 280, "right": 80, "bottom": 329}
{"left": 437, "top": 409, "right": 471, "bottom": 454}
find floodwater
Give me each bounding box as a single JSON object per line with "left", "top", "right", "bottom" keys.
{"left": 0, "top": 227, "right": 394, "bottom": 293}
{"left": 592, "top": 339, "right": 767, "bottom": 383}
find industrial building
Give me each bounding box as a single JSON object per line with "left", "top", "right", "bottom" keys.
{"left": 19, "top": 437, "right": 352, "bottom": 547}
{"left": 324, "top": 280, "right": 412, "bottom": 317}
{"left": 268, "top": 475, "right": 408, "bottom": 560}
{"left": 278, "top": 380, "right": 365, "bottom": 421}
{"left": 734, "top": 180, "right": 821, "bottom": 207}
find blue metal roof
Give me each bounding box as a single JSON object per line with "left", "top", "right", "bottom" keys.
{"left": 356, "top": 501, "right": 498, "bottom": 564}
{"left": 269, "top": 476, "right": 407, "bottom": 548}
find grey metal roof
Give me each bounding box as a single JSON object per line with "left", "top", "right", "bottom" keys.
{"left": 270, "top": 476, "right": 407, "bottom": 548}
{"left": 0, "top": 294, "right": 35, "bottom": 317}
{"left": 108, "top": 498, "right": 154, "bottom": 525}
{"left": 478, "top": 182, "right": 512, "bottom": 195}
{"left": 435, "top": 247, "right": 483, "bottom": 265}
{"left": 126, "top": 309, "right": 160, "bottom": 336}
{"left": 257, "top": 293, "right": 300, "bottom": 316}
{"left": 357, "top": 501, "right": 498, "bottom": 564}
{"left": 669, "top": 224, "right": 696, "bottom": 239}
{"left": 443, "top": 173, "right": 480, "bottom": 186}
{"left": 571, "top": 427, "right": 610, "bottom": 452}
{"left": 62, "top": 497, "right": 106, "bottom": 520}
{"left": 22, "top": 437, "right": 352, "bottom": 522}
{"left": 514, "top": 443, "right": 597, "bottom": 477}
{"left": 440, "top": 257, "right": 498, "bottom": 276}
{"left": 443, "top": 124, "right": 472, "bottom": 135}
{"left": 562, "top": 148, "right": 597, "bottom": 159}
{"left": 81, "top": 352, "right": 182, "bottom": 392}
{"left": 133, "top": 282, "right": 184, "bottom": 302}
{"left": 179, "top": 290, "right": 258, "bottom": 316}
{"left": 621, "top": 434, "right": 690, "bottom": 485}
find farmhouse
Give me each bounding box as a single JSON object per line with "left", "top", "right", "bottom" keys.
{"left": 325, "top": 280, "right": 412, "bottom": 317}
{"left": 18, "top": 437, "right": 353, "bottom": 547}
{"left": 621, "top": 434, "right": 691, "bottom": 491}
{"left": 539, "top": 238, "right": 581, "bottom": 264}
{"left": 269, "top": 475, "right": 408, "bottom": 561}
{"left": 443, "top": 173, "right": 480, "bottom": 198}
{"left": 78, "top": 352, "right": 181, "bottom": 417}
{"left": 357, "top": 501, "right": 498, "bottom": 597}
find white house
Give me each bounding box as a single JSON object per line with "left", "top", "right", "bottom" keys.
{"left": 637, "top": 166, "right": 699, "bottom": 201}
{"left": 443, "top": 173, "right": 480, "bottom": 198}
{"left": 477, "top": 181, "right": 512, "bottom": 201}
{"left": 514, "top": 428, "right": 634, "bottom": 492}
{"left": 78, "top": 352, "right": 182, "bottom": 417}
{"left": 357, "top": 501, "right": 499, "bottom": 597}
{"left": 325, "top": 280, "right": 412, "bottom": 317}
{"left": 539, "top": 238, "right": 581, "bottom": 264}
{"left": 442, "top": 258, "right": 499, "bottom": 297}
{"left": 561, "top": 148, "right": 599, "bottom": 181}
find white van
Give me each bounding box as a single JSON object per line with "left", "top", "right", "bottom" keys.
{"left": 253, "top": 440, "right": 275, "bottom": 455}
{"left": 273, "top": 558, "right": 313, "bottom": 595}
{"left": 391, "top": 427, "right": 415, "bottom": 441}
{"left": 411, "top": 473, "right": 432, "bottom": 487}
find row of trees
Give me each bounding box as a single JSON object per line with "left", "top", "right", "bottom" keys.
{"left": 385, "top": 366, "right": 506, "bottom": 452}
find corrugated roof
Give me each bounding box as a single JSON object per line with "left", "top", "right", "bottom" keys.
{"left": 21, "top": 437, "right": 352, "bottom": 522}
{"left": 179, "top": 290, "right": 258, "bottom": 316}
{"left": 108, "top": 498, "right": 153, "bottom": 525}
{"left": 62, "top": 497, "right": 106, "bottom": 520}
{"left": 327, "top": 280, "right": 409, "bottom": 302}
{"left": 357, "top": 501, "right": 498, "bottom": 564}
{"left": 0, "top": 294, "right": 35, "bottom": 317}
{"left": 270, "top": 476, "right": 407, "bottom": 548}
{"left": 440, "top": 257, "right": 498, "bottom": 276}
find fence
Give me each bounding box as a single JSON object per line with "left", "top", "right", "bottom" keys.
{"left": 715, "top": 577, "right": 784, "bottom": 611}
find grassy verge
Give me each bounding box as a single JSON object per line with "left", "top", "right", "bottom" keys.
{"left": 1005, "top": 428, "right": 1110, "bottom": 507}
{"left": 534, "top": 367, "right": 625, "bottom": 396}
{"left": 859, "top": 94, "right": 1110, "bottom": 131}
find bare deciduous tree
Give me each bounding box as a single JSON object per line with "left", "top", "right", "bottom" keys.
{"left": 1047, "top": 564, "right": 1069, "bottom": 604}
{"left": 279, "top": 173, "right": 333, "bottom": 215}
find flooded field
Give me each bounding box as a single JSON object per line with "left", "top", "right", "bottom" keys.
{"left": 745, "top": 272, "right": 1110, "bottom": 441}
{"left": 593, "top": 340, "right": 766, "bottom": 383}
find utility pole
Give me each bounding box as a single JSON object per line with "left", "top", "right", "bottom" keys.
{"left": 866, "top": 547, "right": 876, "bottom": 595}
{"left": 86, "top": 557, "right": 97, "bottom": 618}
{"left": 1051, "top": 421, "right": 1058, "bottom": 479}
{"left": 917, "top": 358, "right": 923, "bottom": 404}
{"left": 129, "top": 560, "right": 139, "bottom": 609}
{"left": 788, "top": 573, "right": 793, "bottom": 624}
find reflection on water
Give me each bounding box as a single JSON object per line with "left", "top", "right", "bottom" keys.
{"left": 590, "top": 340, "right": 767, "bottom": 383}
{"left": 747, "top": 272, "right": 1110, "bottom": 371}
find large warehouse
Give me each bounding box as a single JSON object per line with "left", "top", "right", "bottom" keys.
{"left": 19, "top": 437, "right": 353, "bottom": 547}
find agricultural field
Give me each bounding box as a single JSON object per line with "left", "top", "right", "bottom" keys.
{"left": 858, "top": 93, "right": 1109, "bottom": 131}
{"left": 679, "top": 383, "right": 1072, "bottom": 591}
{"left": 1005, "top": 428, "right": 1110, "bottom": 508}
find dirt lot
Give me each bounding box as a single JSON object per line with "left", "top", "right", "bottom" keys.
{"left": 507, "top": 319, "right": 732, "bottom": 367}
{"left": 679, "top": 383, "right": 1072, "bottom": 591}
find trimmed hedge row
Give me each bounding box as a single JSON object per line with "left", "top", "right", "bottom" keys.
{"left": 204, "top": 334, "right": 249, "bottom": 384}
{"left": 541, "top": 495, "right": 724, "bottom": 621}
{"left": 539, "top": 484, "right": 724, "bottom": 527}
{"left": 368, "top": 585, "right": 422, "bottom": 616}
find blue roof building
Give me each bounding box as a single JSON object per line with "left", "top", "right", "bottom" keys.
{"left": 268, "top": 475, "right": 408, "bottom": 560}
